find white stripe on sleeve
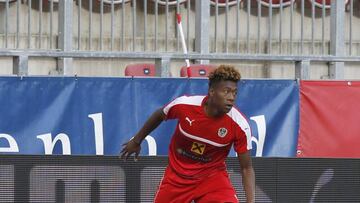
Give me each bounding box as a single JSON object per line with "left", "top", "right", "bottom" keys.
{"left": 163, "top": 95, "right": 205, "bottom": 115}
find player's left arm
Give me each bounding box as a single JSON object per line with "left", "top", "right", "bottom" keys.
{"left": 238, "top": 150, "right": 255, "bottom": 203}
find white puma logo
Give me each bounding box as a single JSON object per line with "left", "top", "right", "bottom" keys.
{"left": 185, "top": 117, "right": 195, "bottom": 126}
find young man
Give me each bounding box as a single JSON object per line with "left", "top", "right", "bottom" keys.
{"left": 120, "top": 65, "right": 255, "bottom": 203}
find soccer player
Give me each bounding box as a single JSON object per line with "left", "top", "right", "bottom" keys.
{"left": 120, "top": 65, "right": 255, "bottom": 203}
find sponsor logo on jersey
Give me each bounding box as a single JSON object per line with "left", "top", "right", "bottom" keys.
{"left": 176, "top": 147, "right": 211, "bottom": 162}
{"left": 191, "top": 142, "right": 206, "bottom": 155}
{"left": 218, "top": 127, "right": 228, "bottom": 138}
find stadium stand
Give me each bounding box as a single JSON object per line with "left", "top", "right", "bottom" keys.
{"left": 311, "top": 0, "right": 349, "bottom": 9}
{"left": 153, "top": 0, "right": 187, "bottom": 6}
{"left": 78, "top": 0, "right": 131, "bottom": 13}
{"left": 0, "top": 0, "right": 359, "bottom": 78}
{"left": 102, "top": 0, "right": 130, "bottom": 4}
{"left": 210, "top": 0, "right": 238, "bottom": 7}
{"left": 259, "top": 0, "right": 295, "bottom": 8}
{"left": 29, "top": 0, "right": 59, "bottom": 12}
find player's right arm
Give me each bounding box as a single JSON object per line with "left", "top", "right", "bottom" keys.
{"left": 120, "top": 108, "right": 166, "bottom": 160}
{"left": 120, "top": 95, "right": 184, "bottom": 160}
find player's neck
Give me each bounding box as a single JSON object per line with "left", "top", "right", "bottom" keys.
{"left": 204, "top": 100, "right": 223, "bottom": 118}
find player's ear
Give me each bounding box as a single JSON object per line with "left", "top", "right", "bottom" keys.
{"left": 209, "top": 87, "right": 215, "bottom": 97}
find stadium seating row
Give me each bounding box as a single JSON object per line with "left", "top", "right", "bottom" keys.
{"left": 0, "top": 0, "right": 350, "bottom": 10}
{"left": 125, "top": 63, "right": 216, "bottom": 77}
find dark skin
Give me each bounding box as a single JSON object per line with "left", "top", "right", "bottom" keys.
{"left": 120, "top": 80, "right": 255, "bottom": 203}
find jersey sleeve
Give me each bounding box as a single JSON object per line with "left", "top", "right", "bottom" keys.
{"left": 233, "top": 127, "right": 251, "bottom": 154}
{"left": 232, "top": 113, "right": 252, "bottom": 154}
{"left": 162, "top": 96, "right": 186, "bottom": 120}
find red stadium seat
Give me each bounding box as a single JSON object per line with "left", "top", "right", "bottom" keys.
{"left": 259, "top": 0, "right": 295, "bottom": 8}
{"left": 28, "top": 0, "right": 59, "bottom": 12}
{"left": 80, "top": 0, "right": 130, "bottom": 13}
{"left": 308, "top": 0, "right": 349, "bottom": 9}
{"left": 125, "top": 63, "right": 156, "bottom": 77}
{"left": 151, "top": 0, "right": 187, "bottom": 6}
{"left": 210, "top": 0, "right": 239, "bottom": 7}
{"left": 180, "top": 64, "right": 216, "bottom": 78}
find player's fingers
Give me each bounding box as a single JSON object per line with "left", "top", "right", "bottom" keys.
{"left": 124, "top": 151, "right": 133, "bottom": 161}
{"left": 120, "top": 146, "right": 127, "bottom": 154}
{"left": 120, "top": 151, "right": 126, "bottom": 160}
{"left": 120, "top": 142, "right": 130, "bottom": 154}
{"left": 121, "top": 149, "right": 131, "bottom": 160}
{"left": 134, "top": 151, "right": 139, "bottom": 162}
{"left": 122, "top": 143, "right": 128, "bottom": 149}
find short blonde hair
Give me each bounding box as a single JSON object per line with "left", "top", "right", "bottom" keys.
{"left": 208, "top": 65, "right": 241, "bottom": 87}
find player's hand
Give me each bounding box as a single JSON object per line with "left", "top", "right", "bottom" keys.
{"left": 120, "top": 138, "right": 141, "bottom": 161}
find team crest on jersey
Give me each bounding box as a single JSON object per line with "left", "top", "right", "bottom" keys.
{"left": 191, "top": 142, "right": 206, "bottom": 155}
{"left": 218, "top": 127, "right": 228, "bottom": 138}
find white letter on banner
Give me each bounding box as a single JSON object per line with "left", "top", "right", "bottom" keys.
{"left": 88, "top": 113, "right": 104, "bottom": 155}
{"left": 0, "top": 133, "right": 19, "bottom": 152}
{"left": 145, "top": 135, "right": 157, "bottom": 156}
{"left": 37, "top": 133, "right": 71, "bottom": 155}
{"left": 250, "top": 115, "right": 267, "bottom": 157}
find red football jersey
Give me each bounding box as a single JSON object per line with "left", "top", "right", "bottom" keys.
{"left": 163, "top": 95, "right": 252, "bottom": 178}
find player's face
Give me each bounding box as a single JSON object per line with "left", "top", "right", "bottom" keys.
{"left": 209, "top": 80, "right": 238, "bottom": 114}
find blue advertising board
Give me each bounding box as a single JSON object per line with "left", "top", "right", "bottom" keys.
{"left": 0, "top": 77, "right": 298, "bottom": 157}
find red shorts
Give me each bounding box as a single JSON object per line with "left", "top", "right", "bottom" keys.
{"left": 154, "top": 166, "right": 238, "bottom": 203}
